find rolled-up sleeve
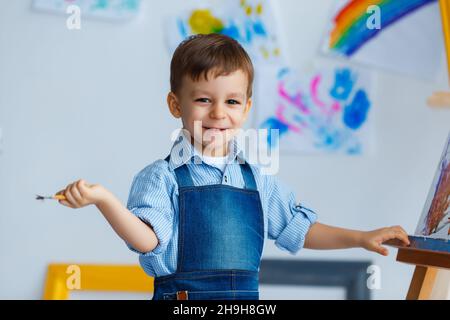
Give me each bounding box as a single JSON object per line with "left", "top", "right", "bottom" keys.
{"left": 266, "top": 176, "right": 318, "bottom": 254}
{"left": 126, "top": 161, "right": 175, "bottom": 257}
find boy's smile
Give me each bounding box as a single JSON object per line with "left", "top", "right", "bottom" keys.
{"left": 167, "top": 69, "right": 252, "bottom": 157}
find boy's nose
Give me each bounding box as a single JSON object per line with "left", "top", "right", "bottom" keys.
{"left": 210, "top": 103, "right": 226, "bottom": 119}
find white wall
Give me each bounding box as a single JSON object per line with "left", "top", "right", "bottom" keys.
{"left": 1, "top": 0, "right": 449, "bottom": 299}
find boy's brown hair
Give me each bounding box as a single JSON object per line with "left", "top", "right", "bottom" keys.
{"left": 170, "top": 33, "right": 254, "bottom": 99}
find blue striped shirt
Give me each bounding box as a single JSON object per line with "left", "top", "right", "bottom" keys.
{"left": 126, "top": 130, "right": 318, "bottom": 277}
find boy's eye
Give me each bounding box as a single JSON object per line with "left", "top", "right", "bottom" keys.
{"left": 196, "top": 98, "right": 211, "bottom": 103}
{"left": 227, "top": 99, "right": 240, "bottom": 105}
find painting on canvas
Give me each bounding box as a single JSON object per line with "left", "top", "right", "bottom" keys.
{"left": 415, "top": 133, "right": 450, "bottom": 240}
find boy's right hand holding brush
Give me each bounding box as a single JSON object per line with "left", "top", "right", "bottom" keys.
{"left": 55, "top": 180, "right": 106, "bottom": 208}
{"left": 54, "top": 179, "right": 158, "bottom": 253}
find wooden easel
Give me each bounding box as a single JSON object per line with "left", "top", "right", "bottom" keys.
{"left": 428, "top": 0, "right": 450, "bottom": 108}
{"left": 385, "top": 237, "right": 450, "bottom": 299}
{"left": 440, "top": 0, "right": 450, "bottom": 80}
{"left": 394, "top": 2, "right": 450, "bottom": 300}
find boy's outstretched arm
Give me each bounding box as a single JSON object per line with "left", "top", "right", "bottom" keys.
{"left": 56, "top": 179, "right": 158, "bottom": 254}
{"left": 303, "top": 222, "right": 410, "bottom": 256}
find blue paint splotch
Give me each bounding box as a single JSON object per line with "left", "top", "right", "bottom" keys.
{"left": 244, "top": 20, "right": 253, "bottom": 43}
{"left": 347, "top": 143, "right": 362, "bottom": 155}
{"left": 120, "top": 0, "right": 139, "bottom": 10}
{"left": 330, "top": 68, "right": 355, "bottom": 101}
{"left": 253, "top": 20, "right": 267, "bottom": 36}
{"left": 315, "top": 126, "right": 344, "bottom": 151}
{"left": 178, "top": 18, "right": 188, "bottom": 39}
{"left": 222, "top": 23, "right": 241, "bottom": 41}
{"left": 277, "top": 68, "right": 289, "bottom": 79}
{"left": 261, "top": 118, "right": 289, "bottom": 148}
{"left": 343, "top": 89, "right": 371, "bottom": 130}
{"left": 92, "top": 0, "right": 108, "bottom": 10}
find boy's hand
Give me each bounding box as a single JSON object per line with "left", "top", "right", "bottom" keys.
{"left": 360, "top": 226, "right": 410, "bottom": 256}
{"left": 56, "top": 179, "right": 109, "bottom": 208}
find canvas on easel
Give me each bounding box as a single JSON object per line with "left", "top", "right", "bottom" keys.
{"left": 386, "top": 133, "right": 450, "bottom": 256}
{"left": 415, "top": 133, "right": 450, "bottom": 242}
{"left": 385, "top": 134, "right": 450, "bottom": 300}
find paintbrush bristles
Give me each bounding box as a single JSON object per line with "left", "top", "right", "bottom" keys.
{"left": 36, "top": 194, "right": 61, "bottom": 200}
{"left": 36, "top": 194, "right": 66, "bottom": 201}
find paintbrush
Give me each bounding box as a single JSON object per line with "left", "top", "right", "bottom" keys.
{"left": 36, "top": 194, "right": 66, "bottom": 201}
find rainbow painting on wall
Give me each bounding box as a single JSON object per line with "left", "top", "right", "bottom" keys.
{"left": 328, "top": 0, "right": 437, "bottom": 56}
{"left": 255, "top": 64, "right": 374, "bottom": 155}
{"left": 165, "top": 0, "right": 286, "bottom": 65}
{"left": 322, "top": 0, "right": 443, "bottom": 80}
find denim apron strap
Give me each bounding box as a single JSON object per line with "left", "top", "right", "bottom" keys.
{"left": 174, "top": 164, "right": 195, "bottom": 187}
{"left": 165, "top": 154, "right": 195, "bottom": 187}
{"left": 239, "top": 162, "right": 257, "bottom": 190}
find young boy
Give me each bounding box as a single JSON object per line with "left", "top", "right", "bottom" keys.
{"left": 57, "top": 33, "right": 410, "bottom": 300}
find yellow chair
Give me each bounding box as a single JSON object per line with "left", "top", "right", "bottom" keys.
{"left": 43, "top": 264, "right": 154, "bottom": 300}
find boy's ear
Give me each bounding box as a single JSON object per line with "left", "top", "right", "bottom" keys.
{"left": 243, "top": 97, "right": 253, "bottom": 121}
{"left": 167, "top": 92, "right": 182, "bottom": 118}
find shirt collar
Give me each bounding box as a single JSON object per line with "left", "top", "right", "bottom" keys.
{"left": 167, "top": 129, "right": 246, "bottom": 171}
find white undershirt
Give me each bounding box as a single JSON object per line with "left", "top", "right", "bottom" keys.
{"left": 201, "top": 154, "right": 229, "bottom": 172}
{"left": 192, "top": 145, "right": 229, "bottom": 172}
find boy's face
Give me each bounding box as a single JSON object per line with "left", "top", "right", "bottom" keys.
{"left": 167, "top": 69, "right": 252, "bottom": 157}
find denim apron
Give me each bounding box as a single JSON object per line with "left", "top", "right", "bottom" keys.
{"left": 152, "top": 156, "right": 264, "bottom": 300}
